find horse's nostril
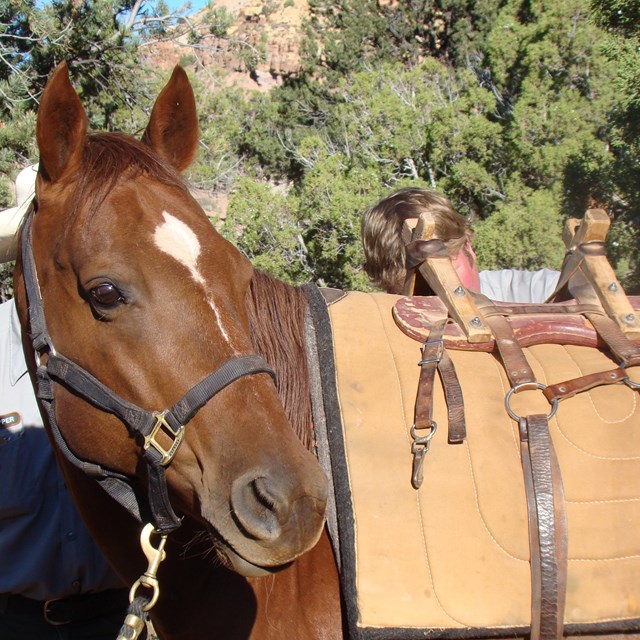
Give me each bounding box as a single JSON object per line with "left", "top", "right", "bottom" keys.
{"left": 230, "top": 474, "right": 285, "bottom": 542}
{"left": 252, "top": 476, "right": 290, "bottom": 520}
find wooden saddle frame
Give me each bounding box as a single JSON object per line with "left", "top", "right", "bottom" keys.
{"left": 397, "top": 209, "right": 640, "bottom": 640}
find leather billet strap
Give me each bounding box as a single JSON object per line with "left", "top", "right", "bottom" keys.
{"left": 481, "top": 303, "right": 567, "bottom": 640}
{"left": 584, "top": 311, "right": 640, "bottom": 366}
{"left": 519, "top": 415, "right": 568, "bottom": 640}
{"left": 411, "top": 318, "right": 466, "bottom": 489}
{"left": 20, "top": 207, "right": 276, "bottom": 533}
{"left": 477, "top": 293, "right": 640, "bottom": 401}
{"left": 540, "top": 313, "right": 640, "bottom": 403}
{"left": 486, "top": 314, "right": 537, "bottom": 387}
{"left": 543, "top": 367, "right": 629, "bottom": 402}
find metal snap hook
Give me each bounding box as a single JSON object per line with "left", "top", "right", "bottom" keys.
{"left": 129, "top": 523, "right": 168, "bottom": 611}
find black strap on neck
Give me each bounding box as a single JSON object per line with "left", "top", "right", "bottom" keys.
{"left": 20, "top": 208, "right": 276, "bottom": 533}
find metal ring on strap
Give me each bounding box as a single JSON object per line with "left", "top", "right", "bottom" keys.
{"left": 621, "top": 362, "right": 640, "bottom": 389}
{"left": 505, "top": 382, "right": 559, "bottom": 422}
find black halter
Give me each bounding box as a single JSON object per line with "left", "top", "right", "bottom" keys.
{"left": 19, "top": 206, "right": 276, "bottom": 533}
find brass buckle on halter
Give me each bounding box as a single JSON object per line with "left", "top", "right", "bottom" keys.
{"left": 144, "top": 411, "right": 185, "bottom": 466}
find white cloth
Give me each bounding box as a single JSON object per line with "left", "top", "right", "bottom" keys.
{"left": 479, "top": 268, "right": 560, "bottom": 304}
{"left": 0, "top": 164, "right": 37, "bottom": 263}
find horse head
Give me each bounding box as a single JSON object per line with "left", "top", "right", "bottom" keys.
{"left": 13, "top": 63, "right": 328, "bottom": 577}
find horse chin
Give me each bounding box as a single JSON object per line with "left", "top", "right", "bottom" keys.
{"left": 206, "top": 528, "right": 292, "bottom": 578}
{"left": 219, "top": 543, "right": 292, "bottom": 578}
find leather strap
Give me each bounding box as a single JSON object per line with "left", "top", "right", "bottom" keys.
{"left": 543, "top": 367, "right": 628, "bottom": 402}
{"left": 411, "top": 318, "right": 445, "bottom": 489}
{"left": 482, "top": 306, "right": 567, "bottom": 640}
{"left": 486, "top": 314, "right": 537, "bottom": 387}
{"left": 519, "top": 415, "right": 568, "bottom": 640}
{"left": 519, "top": 420, "right": 542, "bottom": 640}
{"left": 411, "top": 319, "right": 466, "bottom": 489}
{"left": 546, "top": 240, "right": 607, "bottom": 303}
{"left": 2, "top": 589, "right": 129, "bottom": 626}
{"left": 405, "top": 238, "right": 450, "bottom": 270}
{"left": 477, "top": 292, "right": 639, "bottom": 405}
{"left": 585, "top": 312, "right": 640, "bottom": 366}
{"left": 439, "top": 349, "right": 466, "bottom": 444}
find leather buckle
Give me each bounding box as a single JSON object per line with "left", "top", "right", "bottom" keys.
{"left": 44, "top": 598, "right": 70, "bottom": 626}
{"left": 418, "top": 338, "right": 444, "bottom": 366}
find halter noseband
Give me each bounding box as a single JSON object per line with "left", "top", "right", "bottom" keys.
{"left": 20, "top": 207, "right": 276, "bottom": 533}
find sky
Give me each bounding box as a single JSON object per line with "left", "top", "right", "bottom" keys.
{"left": 164, "top": 0, "right": 211, "bottom": 14}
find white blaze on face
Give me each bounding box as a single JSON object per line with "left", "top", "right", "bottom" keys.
{"left": 153, "top": 211, "right": 234, "bottom": 348}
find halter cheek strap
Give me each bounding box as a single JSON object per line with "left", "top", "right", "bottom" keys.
{"left": 20, "top": 208, "right": 276, "bottom": 534}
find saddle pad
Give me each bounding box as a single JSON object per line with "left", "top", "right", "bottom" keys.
{"left": 321, "top": 291, "right": 640, "bottom": 640}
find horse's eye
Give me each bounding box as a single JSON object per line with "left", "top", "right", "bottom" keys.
{"left": 90, "top": 282, "right": 123, "bottom": 307}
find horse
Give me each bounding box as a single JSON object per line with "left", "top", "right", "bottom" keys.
{"left": 13, "top": 63, "right": 343, "bottom": 640}
{"left": 14, "top": 63, "right": 640, "bottom": 640}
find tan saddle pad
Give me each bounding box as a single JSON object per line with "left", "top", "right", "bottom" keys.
{"left": 319, "top": 290, "right": 640, "bottom": 639}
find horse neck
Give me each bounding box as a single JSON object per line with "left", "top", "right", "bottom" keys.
{"left": 246, "top": 270, "right": 314, "bottom": 450}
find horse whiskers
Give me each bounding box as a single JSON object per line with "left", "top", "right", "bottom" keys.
{"left": 176, "top": 526, "right": 237, "bottom": 572}
{"left": 176, "top": 528, "right": 216, "bottom": 561}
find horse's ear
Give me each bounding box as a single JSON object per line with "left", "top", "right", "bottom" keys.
{"left": 141, "top": 66, "right": 199, "bottom": 172}
{"left": 36, "top": 62, "right": 87, "bottom": 183}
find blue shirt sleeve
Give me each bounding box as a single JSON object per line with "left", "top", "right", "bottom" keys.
{"left": 0, "top": 298, "right": 124, "bottom": 599}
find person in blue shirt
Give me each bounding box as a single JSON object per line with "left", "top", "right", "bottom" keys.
{"left": 361, "top": 187, "right": 560, "bottom": 303}
{"left": 0, "top": 165, "right": 128, "bottom": 639}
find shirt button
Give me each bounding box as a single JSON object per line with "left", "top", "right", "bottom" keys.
{"left": 66, "top": 531, "right": 77, "bottom": 541}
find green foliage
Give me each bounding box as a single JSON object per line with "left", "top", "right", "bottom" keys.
{"left": 0, "top": 171, "right": 14, "bottom": 300}
{"left": 0, "top": 0, "right": 164, "bottom": 182}
{"left": 219, "top": 0, "right": 640, "bottom": 292}
{"left": 591, "top": 0, "right": 640, "bottom": 37}
{"left": 221, "top": 178, "right": 311, "bottom": 284}
{"left": 302, "top": 0, "right": 508, "bottom": 76}
{"left": 237, "top": 33, "right": 268, "bottom": 74}
{"left": 202, "top": 6, "right": 234, "bottom": 38}
{"left": 0, "top": 263, "right": 13, "bottom": 301}
{"left": 189, "top": 79, "right": 252, "bottom": 190}
{"left": 1, "top": 0, "right": 637, "bottom": 295}
{"left": 474, "top": 184, "right": 565, "bottom": 270}
{"left": 0, "top": 0, "right": 148, "bottom": 127}
{"left": 292, "top": 154, "right": 378, "bottom": 290}
{"left": 0, "top": 0, "right": 188, "bottom": 298}
{"left": 220, "top": 159, "right": 377, "bottom": 290}
{"left": 590, "top": 0, "right": 640, "bottom": 292}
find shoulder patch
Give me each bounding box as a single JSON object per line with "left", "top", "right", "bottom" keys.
{"left": 0, "top": 412, "right": 22, "bottom": 429}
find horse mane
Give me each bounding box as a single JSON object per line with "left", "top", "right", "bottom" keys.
{"left": 246, "top": 270, "right": 315, "bottom": 451}
{"left": 63, "top": 132, "right": 187, "bottom": 224}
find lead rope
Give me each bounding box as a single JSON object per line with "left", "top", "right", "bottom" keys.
{"left": 117, "top": 524, "right": 168, "bottom": 640}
